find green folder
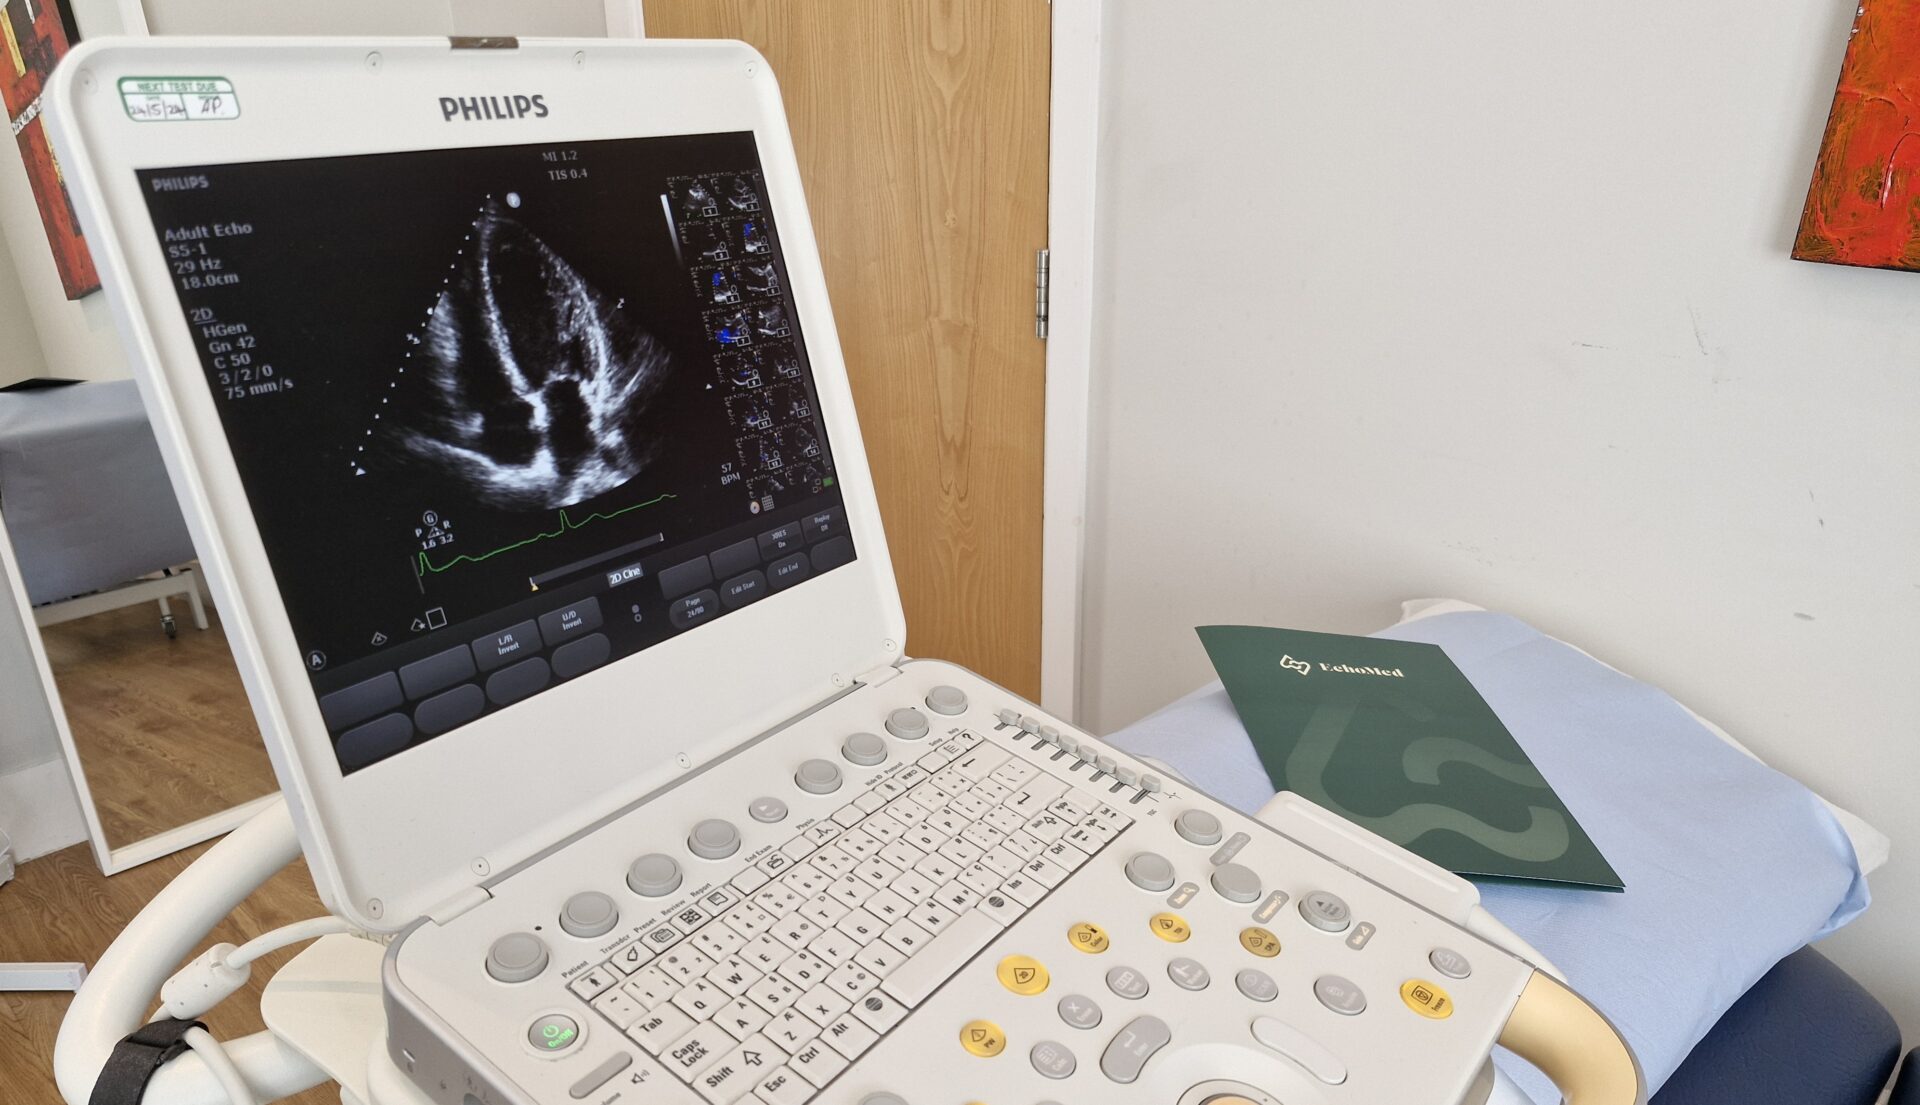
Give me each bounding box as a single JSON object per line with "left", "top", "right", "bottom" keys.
{"left": 1199, "top": 625, "right": 1622, "bottom": 891}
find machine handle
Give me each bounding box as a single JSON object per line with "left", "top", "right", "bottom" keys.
{"left": 1497, "top": 970, "right": 1647, "bottom": 1105}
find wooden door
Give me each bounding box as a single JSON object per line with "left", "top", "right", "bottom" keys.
{"left": 645, "top": 1, "right": 1050, "bottom": 697}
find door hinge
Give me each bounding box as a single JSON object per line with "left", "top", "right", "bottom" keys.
{"left": 1034, "top": 248, "right": 1050, "bottom": 340}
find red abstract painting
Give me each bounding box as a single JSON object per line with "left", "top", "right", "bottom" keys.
{"left": 1795, "top": 0, "right": 1920, "bottom": 271}
{"left": 1, "top": 0, "right": 98, "bottom": 298}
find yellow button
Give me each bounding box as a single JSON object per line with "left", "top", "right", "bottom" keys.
{"left": 996, "top": 954, "right": 1051, "bottom": 995}
{"left": 1066, "top": 921, "right": 1110, "bottom": 954}
{"left": 1148, "top": 912, "right": 1192, "bottom": 942}
{"left": 1401, "top": 979, "right": 1455, "bottom": 1019}
{"left": 960, "top": 1019, "right": 1007, "bottom": 1057}
{"left": 1239, "top": 926, "right": 1282, "bottom": 958}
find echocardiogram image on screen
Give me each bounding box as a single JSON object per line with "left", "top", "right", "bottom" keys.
{"left": 136, "top": 132, "right": 854, "bottom": 774}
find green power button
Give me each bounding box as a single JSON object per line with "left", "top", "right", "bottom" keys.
{"left": 527, "top": 1014, "right": 580, "bottom": 1053}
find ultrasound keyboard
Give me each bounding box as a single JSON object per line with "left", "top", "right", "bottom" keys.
{"left": 383, "top": 660, "right": 1551, "bottom": 1105}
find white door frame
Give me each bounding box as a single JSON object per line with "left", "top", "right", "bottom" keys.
{"left": 1039, "top": 0, "right": 1101, "bottom": 722}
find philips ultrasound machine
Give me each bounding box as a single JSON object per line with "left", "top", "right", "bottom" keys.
{"left": 44, "top": 36, "right": 1644, "bottom": 1105}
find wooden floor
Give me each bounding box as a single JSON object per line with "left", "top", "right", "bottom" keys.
{"left": 0, "top": 842, "right": 334, "bottom": 1105}
{"left": 38, "top": 601, "right": 278, "bottom": 847}
{"left": 3, "top": 600, "right": 333, "bottom": 1103}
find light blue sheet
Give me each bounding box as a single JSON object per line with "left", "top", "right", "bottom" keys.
{"left": 1105, "top": 611, "right": 1870, "bottom": 1103}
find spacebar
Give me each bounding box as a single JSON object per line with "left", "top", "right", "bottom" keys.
{"left": 880, "top": 909, "right": 1004, "bottom": 1007}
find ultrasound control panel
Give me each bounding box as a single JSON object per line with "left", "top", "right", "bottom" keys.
{"left": 384, "top": 661, "right": 1536, "bottom": 1105}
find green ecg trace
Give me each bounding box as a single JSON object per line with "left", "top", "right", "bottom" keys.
{"left": 411, "top": 493, "right": 677, "bottom": 577}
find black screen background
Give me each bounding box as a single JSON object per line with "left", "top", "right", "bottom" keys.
{"left": 135, "top": 131, "right": 849, "bottom": 759}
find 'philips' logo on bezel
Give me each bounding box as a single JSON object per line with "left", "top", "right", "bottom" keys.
{"left": 439, "top": 94, "right": 549, "bottom": 122}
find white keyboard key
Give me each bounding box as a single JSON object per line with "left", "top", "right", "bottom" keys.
{"left": 879, "top": 918, "right": 932, "bottom": 956}
{"left": 826, "top": 874, "right": 874, "bottom": 910}
{"left": 787, "top": 1037, "right": 848, "bottom": 1089}
{"left": 852, "top": 856, "right": 901, "bottom": 891}
{"left": 854, "top": 939, "right": 908, "bottom": 977}
{"left": 903, "top": 824, "right": 946, "bottom": 854}
{"left": 765, "top": 1006, "right": 820, "bottom": 1051}
{"left": 933, "top": 881, "right": 980, "bottom": 914}
{"left": 742, "top": 933, "right": 790, "bottom": 972}
{"left": 926, "top": 807, "right": 969, "bottom": 837}
{"left": 630, "top": 1004, "right": 697, "bottom": 1055}
{"left": 1062, "top": 825, "right": 1102, "bottom": 852}
{"left": 885, "top": 795, "right": 930, "bottom": 824}
{"left": 1001, "top": 828, "right": 1044, "bottom": 858}
{"left": 983, "top": 806, "right": 1028, "bottom": 835}
{"left": 958, "top": 862, "right": 1001, "bottom": 895}
{"left": 937, "top": 838, "right": 983, "bottom": 867}
{"left": 807, "top": 927, "right": 860, "bottom": 967}
{"left": 716, "top": 995, "right": 772, "bottom": 1041}
{"left": 754, "top": 884, "right": 804, "bottom": 917}
{"left": 834, "top": 907, "right": 886, "bottom": 946}
{"left": 723, "top": 902, "right": 778, "bottom": 939}
{"left": 890, "top": 869, "right": 937, "bottom": 903}
{"left": 708, "top": 954, "right": 764, "bottom": 997}
{"left": 772, "top": 915, "right": 821, "bottom": 950}
{"left": 798, "top": 892, "right": 850, "bottom": 930}
{"left": 694, "top": 924, "right": 746, "bottom": 961}
{"left": 804, "top": 821, "right": 843, "bottom": 845}
{"left": 756, "top": 851, "right": 796, "bottom": 879}
{"left": 626, "top": 965, "right": 682, "bottom": 1009}
{"left": 1049, "top": 795, "right": 1092, "bottom": 822}
{"left": 1007, "top": 776, "right": 1065, "bottom": 812}
{"left": 999, "top": 872, "right": 1045, "bottom": 906}
{"left": 694, "top": 1034, "right": 785, "bottom": 1105}
{"left": 952, "top": 746, "right": 1009, "bottom": 781}
{"left": 663, "top": 1019, "right": 736, "bottom": 1081}
{"left": 1024, "top": 854, "right": 1071, "bottom": 888}
{"left": 979, "top": 845, "right": 1023, "bottom": 877}
{"left": 754, "top": 1065, "right": 814, "bottom": 1105}
{"left": 976, "top": 886, "right": 1028, "bottom": 927}
{"left": 660, "top": 947, "right": 716, "bottom": 984}
{"left": 878, "top": 840, "right": 925, "bottom": 872}
{"left": 961, "top": 822, "right": 1007, "bottom": 851}
{"left": 809, "top": 846, "right": 855, "bottom": 878}
{"left": 1024, "top": 811, "right": 1070, "bottom": 843}
{"left": 821, "top": 1011, "right": 879, "bottom": 1061}
{"left": 837, "top": 829, "right": 881, "bottom": 858}
{"left": 861, "top": 811, "right": 905, "bottom": 842}
{"left": 731, "top": 866, "right": 772, "bottom": 895}
{"left": 782, "top": 866, "right": 832, "bottom": 898}
{"left": 1094, "top": 802, "right": 1134, "bottom": 828}
{"left": 607, "top": 942, "right": 654, "bottom": 975}
{"left": 797, "top": 983, "right": 851, "bottom": 1027}
{"left": 989, "top": 758, "right": 1039, "bottom": 788}
{"left": 781, "top": 835, "right": 818, "bottom": 862}
{"left": 592, "top": 985, "right": 648, "bottom": 1029}
{"left": 907, "top": 898, "right": 958, "bottom": 934}
{"left": 670, "top": 904, "right": 713, "bottom": 935}
{"left": 746, "top": 974, "right": 803, "bottom": 1015}
{"left": 776, "top": 949, "right": 832, "bottom": 990}
{"left": 823, "top": 961, "right": 880, "bottom": 1001}
{"left": 671, "top": 978, "right": 728, "bottom": 1021}
{"left": 851, "top": 989, "right": 909, "bottom": 1034}
{"left": 831, "top": 803, "right": 866, "bottom": 828}
{"left": 1045, "top": 840, "right": 1090, "bottom": 870}
{"left": 880, "top": 909, "right": 1002, "bottom": 1007}
{"left": 854, "top": 790, "right": 889, "bottom": 814}
{"left": 969, "top": 778, "right": 1012, "bottom": 806}
{"left": 863, "top": 887, "right": 912, "bottom": 924}
{"left": 948, "top": 793, "right": 991, "bottom": 820}
{"left": 642, "top": 923, "right": 685, "bottom": 954}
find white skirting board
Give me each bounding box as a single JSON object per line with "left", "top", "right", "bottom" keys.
{"left": 0, "top": 757, "right": 88, "bottom": 862}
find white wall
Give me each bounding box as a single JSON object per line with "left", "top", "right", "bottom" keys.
{"left": 1082, "top": 0, "right": 1920, "bottom": 1038}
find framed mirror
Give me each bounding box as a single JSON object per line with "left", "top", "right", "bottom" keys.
{"left": 0, "top": 379, "right": 277, "bottom": 874}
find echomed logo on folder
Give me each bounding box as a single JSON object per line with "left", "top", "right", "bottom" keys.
{"left": 1279, "top": 653, "right": 1405, "bottom": 679}
{"left": 1203, "top": 625, "right": 1622, "bottom": 891}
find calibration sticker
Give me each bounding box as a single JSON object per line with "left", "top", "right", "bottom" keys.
{"left": 119, "top": 78, "right": 240, "bottom": 122}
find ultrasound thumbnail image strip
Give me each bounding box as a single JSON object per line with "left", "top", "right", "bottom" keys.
{"left": 360, "top": 194, "right": 672, "bottom": 510}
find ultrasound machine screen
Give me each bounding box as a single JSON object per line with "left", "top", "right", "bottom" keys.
{"left": 136, "top": 132, "right": 853, "bottom": 774}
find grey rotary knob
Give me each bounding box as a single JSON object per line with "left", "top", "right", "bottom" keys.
{"left": 795, "top": 758, "right": 843, "bottom": 794}
{"left": 885, "top": 707, "right": 930, "bottom": 741}
{"left": 559, "top": 891, "right": 618, "bottom": 938}
{"left": 1174, "top": 809, "right": 1223, "bottom": 846}
{"left": 925, "top": 685, "right": 968, "bottom": 715}
{"left": 485, "top": 932, "right": 549, "bottom": 983}
{"left": 688, "top": 818, "right": 741, "bottom": 860}
{"left": 1211, "top": 862, "right": 1263, "bottom": 904}
{"left": 842, "top": 731, "right": 888, "bottom": 766}
{"left": 627, "top": 853, "right": 682, "bottom": 897}
{"left": 860, "top": 1095, "right": 909, "bottom": 1105}
{"left": 1123, "top": 852, "right": 1176, "bottom": 892}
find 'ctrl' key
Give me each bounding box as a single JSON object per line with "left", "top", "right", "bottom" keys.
{"left": 1100, "top": 1015, "right": 1172, "bottom": 1084}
